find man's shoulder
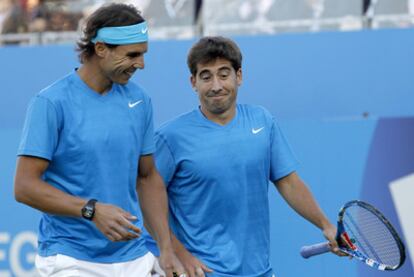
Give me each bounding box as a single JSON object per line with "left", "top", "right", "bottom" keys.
{"left": 157, "top": 109, "right": 197, "bottom": 136}
{"left": 238, "top": 103, "right": 273, "bottom": 119}
{"left": 121, "top": 81, "right": 150, "bottom": 100}
{"left": 37, "top": 72, "right": 73, "bottom": 102}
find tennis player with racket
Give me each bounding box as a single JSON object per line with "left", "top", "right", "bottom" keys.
{"left": 14, "top": 3, "right": 184, "bottom": 277}
{"left": 145, "top": 36, "right": 345, "bottom": 277}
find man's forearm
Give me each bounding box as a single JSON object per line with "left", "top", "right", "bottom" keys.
{"left": 275, "top": 172, "right": 331, "bottom": 230}
{"left": 14, "top": 156, "right": 86, "bottom": 217}
{"left": 137, "top": 173, "right": 172, "bottom": 251}
{"left": 16, "top": 178, "right": 87, "bottom": 217}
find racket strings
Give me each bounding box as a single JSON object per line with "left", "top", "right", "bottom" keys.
{"left": 343, "top": 206, "right": 401, "bottom": 267}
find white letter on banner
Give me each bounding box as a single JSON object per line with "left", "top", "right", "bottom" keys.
{"left": 9, "top": 231, "right": 37, "bottom": 277}
{"left": 0, "top": 232, "right": 11, "bottom": 277}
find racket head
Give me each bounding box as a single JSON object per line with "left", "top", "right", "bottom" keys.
{"left": 336, "top": 200, "right": 406, "bottom": 271}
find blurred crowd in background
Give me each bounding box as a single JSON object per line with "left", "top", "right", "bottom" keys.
{"left": 1, "top": 0, "right": 80, "bottom": 34}
{"left": 0, "top": 0, "right": 202, "bottom": 33}
{"left": 1, "top": 0, "right": 414, "bottom": 45}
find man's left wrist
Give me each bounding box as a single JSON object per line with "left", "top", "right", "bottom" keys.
{"left": 81, "top": 199, "right": 98, "bottom": 220}
{"left": 158, "top": 241, "right": 174, "bottom": 253}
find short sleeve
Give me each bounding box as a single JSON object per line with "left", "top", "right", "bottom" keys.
{"left": 154, "top": 133, "right": 176, "bottom": 187}
{"left": 140, "top": 97, "right": 155, "bottom": 155}
{"left": 17, "top": 96, "right": 60, "bottom": 160}
{"left": 269, "top": 118, "right": 299, "bottom": 181}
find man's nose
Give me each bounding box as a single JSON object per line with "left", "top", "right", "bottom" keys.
{"left": 211, "top": 76, "right": 223, "bottom": 92}
{"left": 132, "top": 56, "right": 144, "bottom": 69}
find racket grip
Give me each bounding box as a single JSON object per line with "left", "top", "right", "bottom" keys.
{"left": 300, "top": 242, "right": 331, "bottom": 258}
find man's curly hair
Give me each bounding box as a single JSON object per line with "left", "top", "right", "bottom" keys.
{"left": 76, "top": 3, "right": 144, "bottom": 63}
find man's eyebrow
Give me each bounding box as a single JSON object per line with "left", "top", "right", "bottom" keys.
{"left": 218, "top": 66, "right": 231, "bottom": 71}
{"left": 217, "top": 67, "right": 231, "bottom": 73}
{"left": 198, "top": 66, "right": 231, "bottom": 75}
{"left": 126, "top": 51, "right": 142, "bottom": 57}
{"left": 198, "top": 69, "right": 212, "bottom": 76}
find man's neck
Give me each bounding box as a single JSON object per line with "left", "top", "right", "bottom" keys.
{"left": 200, "top": 105, "right": 236, "bottom": 126}
{"left": 77, "top": 60, "right": 112, "bottom": 94}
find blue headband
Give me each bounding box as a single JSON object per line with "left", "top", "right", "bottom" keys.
{"left": 91, "top": 21, "right": 148, "bottom": 45}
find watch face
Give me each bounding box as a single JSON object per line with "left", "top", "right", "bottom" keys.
{"left": 84, "top": 208, "right": 93, "bottom": 218}
{"left": 82, "top": 199, "right": 97, "bottom": 220}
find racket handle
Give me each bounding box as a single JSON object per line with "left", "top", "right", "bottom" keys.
{"left": 300, "top": 242, "right": 331, "bottom": 258}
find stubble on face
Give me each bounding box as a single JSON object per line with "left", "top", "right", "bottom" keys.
{"left": 102, "top": 43, "right": 147, "bottom": 85}
{"left": 192, "top": 58, "right": 242, "bottom": 124}
{"left": 203, "top": 88, "right": 236, "bottom": 115}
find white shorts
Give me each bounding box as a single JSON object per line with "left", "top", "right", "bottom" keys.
{"left": 35, "top": 252, "right": 156, "bottom": 277}
{"left": 151, "top": 257, "right": 165, "bottom": 277}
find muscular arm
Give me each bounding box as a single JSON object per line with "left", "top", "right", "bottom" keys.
{"left": 14, "top": 155, "right": 86, "bottom": 216}
{"left": 137, "top": 154, "right": 172, "bottom": 251}
{"left": 273, "top": 172, "right": 331, "bottom": 230}
{"left": 273, "top": 172, "right": 343, "bottom": 255}
{"left": 14, "top": 155, "right": 141, "bottom": 242}
{"left": 137, "top": 154, "right": 184, "bottom": 276}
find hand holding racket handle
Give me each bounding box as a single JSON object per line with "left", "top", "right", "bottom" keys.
{"left": 300, "top": 242, "right": 331, "bottom": 258}
{"left": 300, "top": 200, "right": 406, "bottom": 271}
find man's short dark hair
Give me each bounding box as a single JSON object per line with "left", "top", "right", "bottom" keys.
{"left": 187, "top": 36, "right": 242, "bottom": 76}
{"left": 76, "top": 3, "right": 144, "bottom": 63}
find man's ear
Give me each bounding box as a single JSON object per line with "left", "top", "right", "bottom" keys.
{"left": 190, "top": 75, "right": 197, "bottom": 91}
{"left": 236, "top": 68, "right": 243, "bottom": 86}
{"left": 94, "top": 42, "right": 107, "bottom": 58}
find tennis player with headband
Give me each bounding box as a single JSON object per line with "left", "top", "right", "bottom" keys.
{"left": 14, "top": 3, "right": 185, "bottom": 277}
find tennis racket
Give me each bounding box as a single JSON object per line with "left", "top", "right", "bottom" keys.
{"left": 300, "top": 200, "right": 406, "bottom": 271}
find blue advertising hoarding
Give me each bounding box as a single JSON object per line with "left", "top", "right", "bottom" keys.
{"left": 1, "top": 29, "right": 413, "bottom": 276}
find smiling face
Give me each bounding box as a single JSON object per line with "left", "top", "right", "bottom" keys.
{"left": 191, "top": 58, "right": 242, "bottom": 124}
{"left": 97, "top": 42, "right": 148, "bottom": 85}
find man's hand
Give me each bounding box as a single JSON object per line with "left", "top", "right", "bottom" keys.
{"left": 322, "top": 223, "right": 347, "bottom": 257}
{"left": 175, "top": 245, "right": 212, "bottom": 277}
{"left": 93, "top": 202, "right": 141, "bottom": 242}
{"left": 158, "top": 248, "right": 187, "bottom": 277}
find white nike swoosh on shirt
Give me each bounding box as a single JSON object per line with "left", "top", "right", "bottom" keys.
{"left": 128, "top": 100, "right": 143, "bottom": 108}
{"left": 252, "top": 127, "right": 264, "bottom": 134}
{"left": 141, "top": 27, "right": 148, "bottom": 34}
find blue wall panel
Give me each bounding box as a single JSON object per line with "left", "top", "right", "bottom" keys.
{"left": 1, "top": 28, "right": 413, "bottom": 276}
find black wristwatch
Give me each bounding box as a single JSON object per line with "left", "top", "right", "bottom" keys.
{"left": 81, "top": 199, "right": 97, "bottom": 220}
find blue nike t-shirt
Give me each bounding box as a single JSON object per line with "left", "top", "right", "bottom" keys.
{"left": 146, "top": 104, "right": 298, "bottom": 276}
{"left": 18, "top": 71, "right": 154, "bottom": 263}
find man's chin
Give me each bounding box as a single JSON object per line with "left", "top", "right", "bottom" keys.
{"left": 113, "top": 78, "right": 129, "bottom": 85}
{"left": 209, "top": 105, "right": 231, "bottom": 115}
